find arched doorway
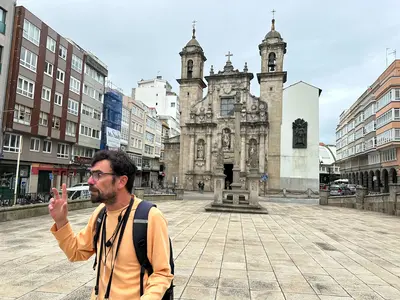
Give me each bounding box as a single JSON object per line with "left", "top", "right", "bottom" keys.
{"left": 375, "top": 170, "right": 381, "bottom": 192}
{"left": 364, "top": 171, "right": 369, "bottom": 188}
{"left": 369, "top": 170, "right": 375, "bottom": 192}
{"left": 390, "top": 168, "right": 398, "bottom": 184}
{"left": 383, "top": 169, "right": 389, "bottom": 193}
{"left": 359, "top": 172, "right": 363, "bottom": 187}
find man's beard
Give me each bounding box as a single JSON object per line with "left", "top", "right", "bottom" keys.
{"left": 89, "top": 186, "right": 117, "bottom": 205}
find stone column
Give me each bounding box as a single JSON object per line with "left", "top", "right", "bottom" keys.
{"left": 213, "top": 166, "right": 226, "bottom": 204}
{"left": 189, "top": 133, "right": 195, "bottom": 171}
{"left": 206, "top": 132, "right": 212, "bottom": 172}
{"left": 319, "top": 190, "right": 329, "bottom": 205}
{"left": 355, "top": 187, "right": 367, "bottom": 210}
{"left": 259, "top": 131, "right": 265, "bottom": 174}
{"left": 240, "top": 135, "right": 246, "bottom": 172}
{"left": 231, "top": 99, "right": 242, "bottom": 190}
{"left": 247, "top": 168, "right": 261, "bottom": 206}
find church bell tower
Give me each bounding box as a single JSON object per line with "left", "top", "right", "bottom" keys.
{"left": 257, "top": 15, "right": 287, "bottom": 190}
{"left": 176, "top": 22, "right": 207, "bottom": 187}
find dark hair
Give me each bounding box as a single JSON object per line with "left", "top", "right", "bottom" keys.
{"left": 91, "top": 150, "right": 137, "bottom": 193}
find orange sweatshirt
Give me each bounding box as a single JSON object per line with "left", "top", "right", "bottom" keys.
{"left": 50, "top": 197, "right": 173, "bottom": 300}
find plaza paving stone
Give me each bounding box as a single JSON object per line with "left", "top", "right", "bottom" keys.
{"left": 1, "top": 199, "right": 400, "bottom": 299}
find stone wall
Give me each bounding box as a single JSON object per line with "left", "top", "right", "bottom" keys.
{"left": 320, "top": 184, "right": 400, "bottom": 216}
{"left": 0, "top": 193, "right": 183, "bottom": 222}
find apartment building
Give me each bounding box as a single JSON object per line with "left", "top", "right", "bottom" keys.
{"left": 336, "top": 60, "right": 400, "bottom": 192}
{"left": 1, "top": 6, "right": 108, "bottom": 194}
{"left": 132, "top": 76, "right": 180, "bottom": 137}
{"left": 1, "top": 6, "right": 85, "bottom": 194}
{"left": 121, "top": 104, "right": 129, "bottom": 151}
{"left": 0, "top": 0, "right": 15, "bottom": 156}
{"left": 72, "top": 52, "right": 107, "bottom": 181}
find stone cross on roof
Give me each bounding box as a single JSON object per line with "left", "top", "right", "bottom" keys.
{"left": 225, "top": 51, "right": 233, "bottom": 62}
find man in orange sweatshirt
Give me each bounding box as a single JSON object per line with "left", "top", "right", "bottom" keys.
{"left": 49, "top": 150, "right": 173, "bottom": 299}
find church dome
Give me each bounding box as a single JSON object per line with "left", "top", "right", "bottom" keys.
{"left": 265, "top": 19, "right": 282, "bottom": 40}
{"left": 186, "top": 37, "right": 201, "bottom": 47}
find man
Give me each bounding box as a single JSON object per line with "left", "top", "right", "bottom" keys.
{"left": 49, "top": 150, "right": 173, "bottom": 299}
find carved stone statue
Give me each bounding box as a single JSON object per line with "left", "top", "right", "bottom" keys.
{"left": 197, "top": 142, "right": 204, "bottom": 159}
{"left": 248, "top": 139, "right": 258, "bottom": 168}
{"left": 216, "top": 149, "right": 224, "bottom": 167}
{"left": 292, "top": 118, "right": 308, "bottom": 149}
{"left": 222, "top": 129, "right": 231, "bottom": 150}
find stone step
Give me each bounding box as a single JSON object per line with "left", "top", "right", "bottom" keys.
{"left": 205, "top": 203, "right": 269, "bottom": 214}
{"left": 223, "top": 199, "right": 250, "bottom": 205}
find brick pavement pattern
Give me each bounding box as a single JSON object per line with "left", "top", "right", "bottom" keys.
{"left": 1, "top": 200, "right": 400, "bottom": 299}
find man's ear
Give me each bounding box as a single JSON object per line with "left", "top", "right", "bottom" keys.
{"left": 119, "top": 175, "right": 128, "bottom": 189}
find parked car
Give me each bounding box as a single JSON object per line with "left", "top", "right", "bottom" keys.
{"left": 329, "top": 185, "right": 342, "bottom": 196}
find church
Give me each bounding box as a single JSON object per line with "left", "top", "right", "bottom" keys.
{"left": 164, "top": 18, "right": 321, "bottom": 194}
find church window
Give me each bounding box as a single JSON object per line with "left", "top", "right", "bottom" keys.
{"left": 220, "top": 98, "right": 235, "bottom": 116}
{"left": 268, "top": 52, "right": 276, "bottom": 72}
{"left": 187, "top": 60, "right": 193, "bottom": 79}
{"left": 171, "top": 102, "right": 175, "bottom": 107}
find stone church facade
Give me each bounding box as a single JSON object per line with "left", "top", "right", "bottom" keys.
{"left": 164, "top": 19, "right": 288, "bottom": 193}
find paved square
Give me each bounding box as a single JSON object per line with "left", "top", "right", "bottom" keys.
{"left": 1, "top": 200, "right": 400, "bottom": 299}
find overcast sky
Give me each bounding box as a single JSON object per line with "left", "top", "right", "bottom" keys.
{"left": 18, "top": 0, "right": 400, "bottom": 144}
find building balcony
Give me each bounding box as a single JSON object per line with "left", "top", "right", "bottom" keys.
{"left": 320, "top": 166, "right": 340, "bottom": 174}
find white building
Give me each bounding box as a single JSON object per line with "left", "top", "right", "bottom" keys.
{"left": 132, "top": 76, "right": 180, "bottom": 137}
{"left": 120, "top": 105, "right": 130, "bottom": 151}
{"left": 280, "top": 81, "right": 322, "bottom": 192}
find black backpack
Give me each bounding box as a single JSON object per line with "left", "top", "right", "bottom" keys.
{"left": 93, "top": 200, "right": 175, "bottom": 299}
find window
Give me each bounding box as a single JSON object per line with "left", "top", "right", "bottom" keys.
{"left": 3, "top": 133, "right": 20, "bottom": 152}
{"left": 376, "top": 129, "right": 394, "bottom": 146}
{"left": 59, "top": 45, "right": 67, "bottom": 60}
{"left": 94, "top": 110, "right": 101, "bottom": 120}
{"left": 85, "top": 64, "right": 105, "bottom": 84}
{"left": 68, "top": 99, "right": 79, "bottom": 115}
{"left": 0, "top": 7, "right": 6, "bottom": 34}
{"left": 23, "top": 19, "right": 40, "bottom": 46}
{"left": 13, "top": 104, "right": 31, "bottom": 125}
{"left": 146, "top": 131, "right": 155, "bottom": 143}
{"left": 71, "top": 55, "right": 82, "bottom": 73}
{"left": 66, "top": 121, "right": 76, "bottom": 137}
{"left": 171, "top": 102, "right": 175, "bottom": 107}
{"left": 364, "top": 104, "right": 375, "bottom": 119}
{"left": 376, "top": 109, "right": 393, "bottom": 129}
{"left": 39, "top": 112, "right": 48, "bottom": 126}
{"left": 43, "top": 140, "right": 52, "bottom": 153}
{"left": 41, "top": 87, "right": 51, "bottom": 101}
{"left": 54, "top": 93, "right": 63, "bottom": 106}
{"left": 56, "top": 69, "right": 65, "bottom": 83}
{"left": 377, "top": 90, "right": 395, "bottom": 111}
{"left": 69, "top": 76, "right": 81, "bottom": 94}
{"left": 368, "top": 153, "right": 380, "bottom": 164}
{"left": 57, "top": 143, "right": 69, "bottom": 159}
{"left": 381, "top": 148, "right": 397, "bottom": 163}
{"left": 44, "top": 61, "right": 53, "bottom": 76}
{"left": 46, "top": 36, "right": 56, "bottom": 52}
{"left": 30, "top": 138, "right": 40, "bottom": 152}
{"left": 20, "top": 47, "right": 37, "bottom": 72}
{"left": 80, "top": 125, "right": 100, "bottom": 139}
{"left": 220, "top": 98, "right": 235, "bottom": 116}
{"left": 73, "top": 146, "right": 94, "bottom": 158}
{"left": 364, "top": 120, "right": 375, "bottom": 135}
{"left": 52, "top": 116, "right": 60, "bottom": 129}
{"left": 355, "top": 128, "right": 363, "bottom": 140}
{"left": 17, "top": 76, "right": 35, "bottom": 98}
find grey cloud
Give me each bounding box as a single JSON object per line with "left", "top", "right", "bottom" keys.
{"left": 17, "top": 0, "right": 400, "bottom": 143}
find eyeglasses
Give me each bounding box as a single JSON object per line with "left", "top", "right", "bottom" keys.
{"left": 89, "top": 170, "right": 115, "bottom": 181}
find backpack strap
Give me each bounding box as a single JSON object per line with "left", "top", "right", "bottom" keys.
{"left": 133, "top": 200, "right": 156, "bottom": 296}
{"left": 92, "top": 206, "right": 106, "bottom": 270}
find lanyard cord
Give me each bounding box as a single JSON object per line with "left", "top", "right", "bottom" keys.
{"left": 94, "top": 198, "right": 134, "bottom": 299}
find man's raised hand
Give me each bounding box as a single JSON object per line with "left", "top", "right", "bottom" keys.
{"left": 49, "top": 183, "right": 68, "bottom": 230}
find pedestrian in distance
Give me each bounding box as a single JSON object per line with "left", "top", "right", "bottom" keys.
{"left": 49, "top": 150, "right": 174, "bottom": 300}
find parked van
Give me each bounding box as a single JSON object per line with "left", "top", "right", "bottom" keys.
{"left": 66, "top": 185, "right": 91, "bottom": 200}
